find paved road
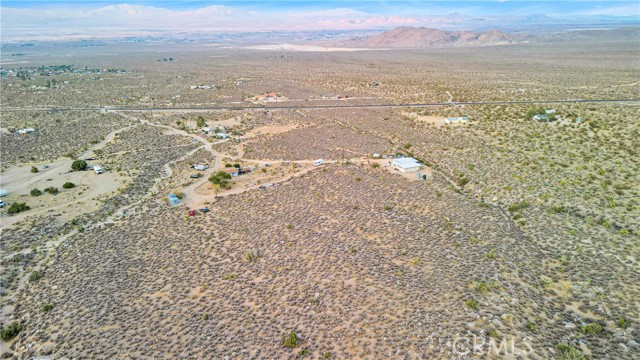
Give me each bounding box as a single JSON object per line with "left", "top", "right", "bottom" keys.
{"left": 1, "top": 98, "right": 638, "bottom": 113}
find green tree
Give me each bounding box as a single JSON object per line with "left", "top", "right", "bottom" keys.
{"left": 196, "top": 116, "right": 207, "bottom": 128}
{"left": 209, "top": 171, "right": 232, "bottom": 189}
{"left": 71, "top": 160, "right": 87, "bottom": 171}
{"left": 30, "top": 188, "right": 43, "bottom": 196}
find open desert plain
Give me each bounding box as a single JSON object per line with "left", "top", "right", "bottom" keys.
{"left": 1, "top": 1, "right": 640, "bottom": 359}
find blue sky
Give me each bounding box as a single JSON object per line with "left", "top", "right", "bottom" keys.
{"left": 3, "top": 1, "right": 640, "bottom": 16}
{"left": 2, "top": 1, "right": 638, "bottom": 41}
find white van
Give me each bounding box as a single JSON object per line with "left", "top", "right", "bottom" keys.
{"left": 94, "top": 166, "right": 104, "bottom": 174}
{"left": 313, "top": 159, "right": 324, "bottom": 166}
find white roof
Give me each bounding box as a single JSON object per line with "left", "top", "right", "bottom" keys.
{"left": 392, "top": 157, "right": 421, "bottom": 169}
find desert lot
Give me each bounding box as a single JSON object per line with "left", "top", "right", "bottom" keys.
{"left": 0, "top": 39, "right": 639, "bottom": 359}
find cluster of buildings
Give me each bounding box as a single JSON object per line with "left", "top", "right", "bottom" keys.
{"left": 202, "top": 127, "right": 229, "bottom": 139}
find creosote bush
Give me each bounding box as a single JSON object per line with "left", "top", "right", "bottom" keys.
{"left": 283, "top": 332, "right": 300, "bottom": 348}
{"left": 465, "top": 299, "right": 479, "bottom": 310}
{"left": 7, "top": 202, "right": 30, "bottom": 215}
{"left": 0, "top": 321, "right": 23, "bottom": 341}
{"left": 62, "top": 182, "right": 76, "bottom": 189}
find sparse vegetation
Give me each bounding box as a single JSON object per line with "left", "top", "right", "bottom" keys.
{"left": 62, "top": 182, "right": 76, "bottom": 189}
{"left": 7, "top": 202, "right": 30, "bottom": 214}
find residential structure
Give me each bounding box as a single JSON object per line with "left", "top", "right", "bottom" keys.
{"left": 392, "top": 157, "right": 422, "bottom": 173}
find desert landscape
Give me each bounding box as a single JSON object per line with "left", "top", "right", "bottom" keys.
{"left": 1, "top": 1, "right": 639, "bottom": 359}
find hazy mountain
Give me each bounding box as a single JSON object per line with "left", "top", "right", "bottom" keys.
{"left": 341, "top": 27, "right": 514, "bottom": 48}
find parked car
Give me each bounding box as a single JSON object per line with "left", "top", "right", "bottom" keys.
{"left": 190, "top": 173, "right": 202, "bottom": 179}
{"left": 200, "top": 207, "right": 209, "bottom": 213}
{"left": 43, "top": 164, "right": 49, "bottom": 169}
{"left": 189, "top": 209, "right": 196, "bottom": 216}
{"left": 0, "top": 200, "right": 5, "bottom": 208}
{"left": 94, "top": 166, "right": 104, "bottom": 174}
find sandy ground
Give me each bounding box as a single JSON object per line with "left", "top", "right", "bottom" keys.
{"left": 401, "top": 111, "right": 447, "bottom": 126}
{"left": 245, "top": 44, "right": 379, "bottom": 52}
{"left": 0, "top": 164, "right": 127, "bottom": 227}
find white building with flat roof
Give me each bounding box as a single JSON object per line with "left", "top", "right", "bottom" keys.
{"left": 391, "top": 158, "right": 422, "bottom": 173}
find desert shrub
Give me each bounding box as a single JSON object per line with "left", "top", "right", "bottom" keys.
{"left": 526, "top": 321, "right": 536, "bottom": 331}
{"left": 508, "top": 201, "right": 530, "bottom": 213}
{"left": 458, "top": 177, "right": 470, "bottom": 187}
{"left": 62, "top": 182, "right": 76, "bottom": 189}
{"left": 224, "top": 163, "right": 232, "bottom": 168}
{"left": 42, "top": 303, "right": 53, "bottom": 312}
{"left": 283, "top": 332, "right": 300, "bottom": 348}
{"left": 29, "top": 270, "right": 44, "bottom": 282}
{"left": 243, "top": 250, "right": 261, "bottom": 262}
{"left": 555, "top": 343, "right": 585, "bottom": 360}
{"left": 581, "top": 323, "right": 603, "bottom": 335}
{"left": 549, "top": 206, "right": 566, "bottom": 214}
{"left": 30, "top": 166, "right": 38, "bottom": 173}
{"left": 297, "top": 348, "right": 311, "bottom": 357}
{"left": 465, "top": 299, "right": 479, "bottom": 310}
{"left": 71, "top": 159, "right": 87, "bottom": 171}
{"left": 233, "top": 163, "right": 241, "bottom": 168}
{"left": 44, "top": 187, "right": 59, "bottom": 195}
{"left": 0, "top": 321, "right": 23, "bottom": 341}
{"left": 30, "top": 188, "right": 42, "bottom": 196}
{"left": 476, "top": 281, "right": 489, "bottom": 293}
{"left": 371, "top": 163, "right": 380, "bottom": 168}
{"left": 485, "top": 249, "right": 496, "bottom": 260}
{"left": 618, "top": 316, "right": 627, "bottom": 328}
{"left": 7, "top": 202, "right": 30, "bottom": 214}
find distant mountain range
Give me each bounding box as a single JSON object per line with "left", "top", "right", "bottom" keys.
{"left": 338, "top": 26, "right": 639, "bottom": 49}
{"left": 341, "top": 27, "right": 514, "bottom": 48}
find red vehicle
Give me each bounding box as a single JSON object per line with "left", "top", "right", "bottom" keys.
{"left": 189, "top": 209, "right": 196, "bottom": 216}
